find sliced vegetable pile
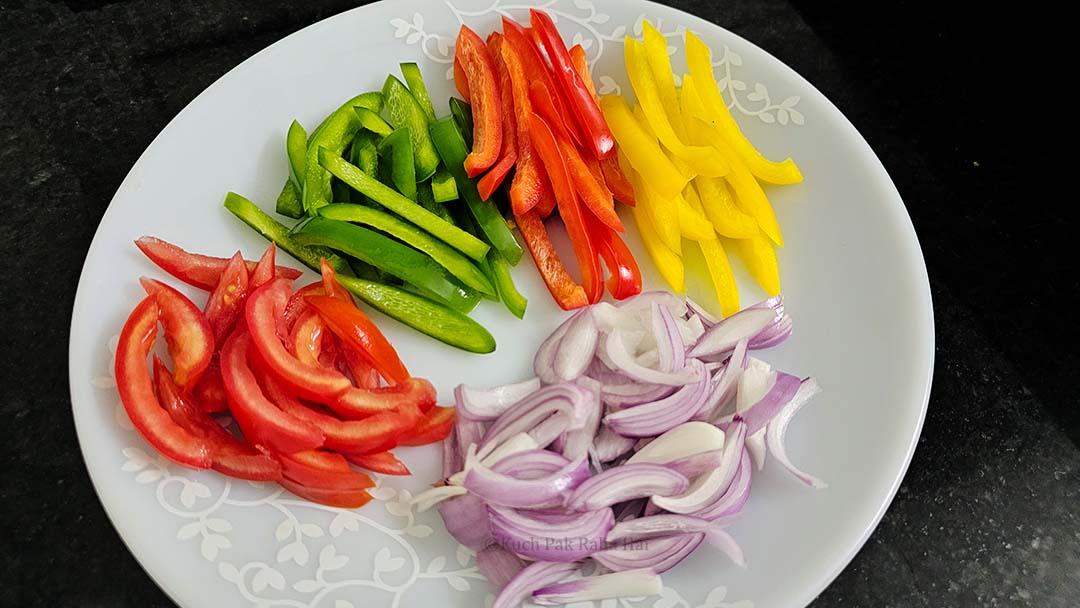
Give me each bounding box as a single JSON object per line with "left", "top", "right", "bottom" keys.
{"left": 604, "top": 23, "right": 803, "bottom": 316}
{"left": 118, "top": 237, "right": 455, "bottom": 507}
{"left": 413, "top": 292, "right": 822, "bottom": 607}
{"left": 454, "top": 11, "right": 643, "bottom": 310}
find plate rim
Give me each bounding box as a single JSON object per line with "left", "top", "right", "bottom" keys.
{"left": 68, "top": 1, "right": 935, "bottom": 606}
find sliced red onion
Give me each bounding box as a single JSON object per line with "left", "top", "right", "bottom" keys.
{"left": 492, "top": 561, "right": 578, "bottom": 608}
{"left": 604, "top": 360, "right": 711, "bottom": 437}
{"left": 664, "top": 449, "right": 725, "bottom": 478}
{"left": 652, "top": 303, "right": 685, "bottom": 373}
{"left": 489, "top": 505, "right": 614, "bottom": 562}
{"left": 561, "top": 378, "right": 602, "bottom": 461}
{"left": 535, "top": 310, "right": 585, "bottom": 385}
{"left": 680, "top": 312, "right": 707, "bottom": 345}
{"left": 627, "top": 421, "right": 726, "bottom": 465}
{"left": 746, "top": 429, "right": 767, "bottom": 470}
{"left": 705, "top": 528, "right": 746, "bottom": 567}
{"left": 766, "top": 377, "right": 827, "bottom": 488}
{"left": 464, "top": 452, "right": 589, "bottom": 508}
{"left": 448, "top": 432, "right": 539, "bottom": 486}
{"left": 616, "top": 290, "right": 687, "bottom": 318}
{"left": 602, "top": 382, "right": 676, "bottom": 409}
{"left": 736, "top": 371, "right": 801, "bottom": 435}
{"left": 607, "top": 514, "right": 719, "bottom": 543}
{"left": 694, "top": 339, "right": 749, "bottom": 422}
{"left": 592, "top": 532, "right": 705, "bottom": 573}
{"left": 685, "top": 296, "right": 719, "bottom": 328}
{"left": 491, "top": 449, "right": 571, "bottom": 479}
{"left": 553, "top": 310, "right": 600, "bottom": 382}
{"left": 691, "top": 450, "right": 752, "bottom": 521}
{"left": 437, "top": 494, "right": 493, "bottom": 550}
{"left": 636, "top": 348, "right": 660, "bottom": 369}
{"left": 456, "top": 377, "right": 541, "bottom": 421}
{"left": 529, "top": 414, "right": 572, "bottom": 449}
{"left": 479, "top": 384, "right": 593, "bottom": 459}
{"left": 412, "top": 485, "right": 468, "bottom": 512}
{"left": 613, "top": 498, "right": 647, "bottom": 522}
{"left": 736, "top": 357, "right": 774, "bottom": 412}
{"left": 687, "top": 307, "right": 779, "bottom": 358}
{"left": 533, "top": 569, "right": 662, "bottom": 605}
{"left": 604, "top": 328, "right": 701, "bottom": 386}
{"left": 443, "top": 424, "right": 461, "bottom": 478}
{"left": 651, "top": 423, "right": 746, "bottom": 514}
{"left": 453, "top": 416, "right": 487, "bottom": 465}
{"left": 591, "top": 426, "right": 637, "bottom": 462}
{"left": 476, "top": 545, "right": 526, "bottom": 590}
{"left": 566, "top": 464, "right": 689, "bottom": 512}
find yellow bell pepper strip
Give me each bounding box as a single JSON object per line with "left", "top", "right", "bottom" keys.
{"left": 725, "top": 230, "right": 780, "bottom": 296}
{"left": 693, "top": 175, "right": 759, "bottom": 239}
{"left": 676, "top": 192, "right": 714, "bottom": 241}
{"left": 641, "top": 21, "right": 688, "bottom": 142}
{"left": 625, "top": 163, "right": 680, "bottom": 254}
{"left": 599, "top": 95, "right": 687, "bottom": 200}
{"left": 686, "top": 116, "right": 785, "bottom": 247}
{"left": 631, "top": 204, "right": 684, "bottom": 293}
{"left": 633, "top": 102, "right": 695, "bottom": 181}
{"left": 624, "top": 38, "right": 729, "bottom": 178}
{"left": 685, "top": 31, "right": 802, "bottom": 185}
{"left": 685, "top": 188, "right": 740, "bottom": 316}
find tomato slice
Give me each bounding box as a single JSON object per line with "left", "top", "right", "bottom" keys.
{"left": 115, "top": 296, "right": 212, "bottom": 468}
{"left": 397, "top": 406, "right": 456, "bottom": 446}
{"left": 190, "top": 363, "right": 228, "bottom": 413}
{"left": 278, "top": 478, "right": 372, "bottom": 508}
{"left": 139, "top": 277, "right": 214, "bottom": 388}
{"left": 334, "top": 377, "right": 436, "bottom": 418}
{"left": 340, "top": 345, "right": 381, "bottom": 389}
{"left": 204, "top": 251, "right": 249, "bottom": 344}
{"left": 319, "top": 259, "right": 353, "bottom": 302}
{"left": 344, "top": 451, "right": 411, "bottom": 476}
{"left": 152, "top": 357, "right": 281, "bottom": 481}
{"left": 289, "top": 308, "right": 327, "bottom": 367}
{"left": 219, "top": 329, "right": 325, "bottom": 453}
{"left": 246, "top": 278, "right": 354, "bottom": 401}
{"left": 306, "top": 295, "right": 409, "bottom": 387}
{"left": 249, "top": 243, "right": 278, "bottom": 289}
{"left": 276, "top": 450, "right": 374, "bottom": 490}
{"left": 134, "top": 236, "right": 301, "bottom": 291}
{"left": 282, "top": 282, "right": 323, "bottom": 330}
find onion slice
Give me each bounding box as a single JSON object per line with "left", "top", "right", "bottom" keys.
{"left": 489, "top": 505, "right": 614, "bottom": 562}
{"left": 651, "top": 423, "right": 747, "bottom": 514}
{"left": 436, "top": 494, "right": 492, "bottom": 550}
{"left": 604, "top": 328, "right": 701, "bottom": 386}
{"left": 476, "top": 545, "right": 525, "bottom": 590}
{"left": 604, "top": 361, "right": 711, "bottom": 437}
{"left": 766, "top": 378, "right": 827, "bottom": 488}
{"left": 607, "top": 514, "right": 720, "bottom": 543}
{"left": 553, "top": 310, "right": 600, "bottom": 382}
{"left": 628, "top": 421, "right": 726, "bottom": 465}
{"left": 456, "top": 378, "right": 541, "bottom": 421}
{"left": 533, "top": 569, "right": 663, "bottom": 605}
{"left": 491, "top": 449, "right": 571, "bottom": 479}
{"left": 479, "top": 384, "right": 593, "bottom": 459}
{"left": 593, "top": 533, "right": 705, "bottom": 574}
{"left": 464, "top": 452, "right": 589, "bottom": 508}
{"left": 566, "top": 464, "right": 689, "bottom": 511}
{"left": 492, "top": 561, "right": 578, "bottom": 608}
{"left": 688, "top": 307, "right": 779, "bottom": 358}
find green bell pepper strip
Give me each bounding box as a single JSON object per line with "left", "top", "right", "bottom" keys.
{"left": 377, "top": 128, "right": 418, "bottom": 201}
{"left": 292, "top": 216, "right": 473, "bottom": 312}
{"left": 335, "top": 275, "right": 495, "bottom": 354}
{"left": 223, "top": 192, "right": 347, "bottom": 272}
{"left": 319, "top": 204, "right": 496, "bottom": 296}
{"left": 429, "top": 118, "right": 524, "bottom": 265}
{"left": 399, "top": 281, "right": 481, "bottom": 314}
{"left": 348, "top": 130, "right": 380, "bottom": 207}
{"left": 448, "top": 97, "right": 474, "bottom": 148}
{"left": 450, "top": 207, "right": 501, "bottom": 303}
{"left": 287, "top": 120, "right": 308, "bottom": 193}
{"left": 317, "top": 148, "right": 489, "bottom": 261}
{"left": 488, "top": 249, "right": 527, "bottom": 318}
{"left": 417, "top": 181, "right": 456, "bottom": 225}
{"left": 430, "top": 166, "right": 459, "bottom": 202}
{"left": 309, "top": 91, "right": 383, "bottom": 144}
{"left": 275, "top": 179, "right": 304, "bottom": 219}
{"left": 354, "top": 107, "right": 393, "bottom": 137}
{"left": 382, "top": 75, "right": 440, "bottom": 180}
{"left": 302, "top": 91, "right": 383, "bottom": 213}
{"left": 400, "top": 62, "right": 437, "bottom": 123}
{"left": 346, "top": 256, "right": 393, "bottom": 284}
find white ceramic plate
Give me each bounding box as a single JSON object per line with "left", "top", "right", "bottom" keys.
{"left": 69, "top": 1, "right": 933, "bottom": 606}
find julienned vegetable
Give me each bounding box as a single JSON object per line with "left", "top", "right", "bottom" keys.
{"left": 121, "top": 238, "right": 453, "bottom": 507}
{"left": 417, "top": 291, "right": 822, "bottom": 606}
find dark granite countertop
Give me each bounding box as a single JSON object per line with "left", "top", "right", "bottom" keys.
{"left": 1, "top": 1, "right": 1076, "bottom": 606}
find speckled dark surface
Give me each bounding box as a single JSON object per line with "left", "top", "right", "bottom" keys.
{"left": 0, "top": 1, "right": 1076, "bottom": 606}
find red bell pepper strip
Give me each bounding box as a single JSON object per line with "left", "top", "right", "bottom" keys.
{"left": 453, "top": 56, "right": 470, "bottom": 103}
{"left": 249, "top": 243, "right": 277, "bottom": 289}
{"left": 535, "top": 182, "right": 557, "bottom": 218}
{"left": 245, "top": 278, "right": 354, "bottom": 402}
{"left": 334, "top": 377, "right": 436, "bottom": 419}
{"left": 140, "top": 277, "right": 214, "bottom": 388}
{"left": 568, "top": 44, "right": 598, "bottom": 101}
{"left": 257, "top": 369, "right": 402, "bottom": 454}
{"left": 191, "top": 364, "right": 228, "bottom": 414}
{"left": 134, "top": 236, "right": 301, "bottom": 291}
{"left": 515, "top": 210, "right": 589, "bottom": 310}
{"left": 529, "top": 9, "right": 615, "bottom": 160}
{"left": 279, "top": 478, "right": 372, "bottom": 509}
{"left": 476, "top": 33, "right": 519, "bottom": 201}
{"left": 204, "top": 251, "right": 248, "bottom": 345}
{"left": 344, "top": 451, "right": 411, "bottom": 476}
{"left": 340, "top": 346, "right": 381, "bottom": 389}
{"left": 588, "top": 213, "right": 643, "bottom": 300}
{"left": 599, "top": 155, "right": 636, "bottom": 206}
{"left": 276, "top": 450, "right": 374, "bottom": 490}
{"left": 527, "top": 80, "right": 580, "bottom": 156}
{"left": 219, "top": 329, "right": 325, "bottom": 454}
{"left": 152, "top": 357, "right": 282, "bottom": 481}
{"left": 115, "top": 296, "right": 213, "bottom": 468}
{"left": 306, "top": 295, "right": 410, "bottom": 387}
{"left": 499, "top": 32, "right": 548, "bottom": 216}
{"left": 502, "top": 18, "right": 583, "bottom": 150}
{"left": 455, "top": 25, "right": 503, "bottom": 177}
{"left": 527, "top": 112, "right": 603, "bottom": 303}
{"left": 397, "top": 405, "right": 456, "bottom": 446}
{"left": 289, "top": 308, "right": 327, "bottom": 368}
